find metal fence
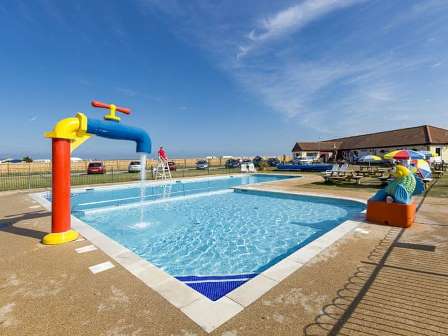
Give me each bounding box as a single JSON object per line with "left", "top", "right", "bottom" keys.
{"left": 0, "top": 160, "right": 243, "bottom": 192}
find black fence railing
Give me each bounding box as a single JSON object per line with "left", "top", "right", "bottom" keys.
{"left": 0, "top": 164, "right": 242, "bottom": 192}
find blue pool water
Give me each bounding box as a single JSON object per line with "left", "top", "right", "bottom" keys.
{"left": 75, "top": 180, "right": 365, "bottom": 300}
{"left": 70, "top": 174, "right": 292, "bottom": 211}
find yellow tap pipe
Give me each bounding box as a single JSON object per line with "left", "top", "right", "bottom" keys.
{"left": 45, "top": 113, "right": 91, "bottom": 152}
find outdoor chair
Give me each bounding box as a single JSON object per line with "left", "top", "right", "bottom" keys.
{"left": 321, "top": 164, "right": 339, "bottom": 176}
{"left": 248, "top": 163, "right": 257, "bottom": 173}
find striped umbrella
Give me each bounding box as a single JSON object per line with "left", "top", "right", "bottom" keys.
{"left": 384, "top": 149, "right": 425, "bottom": 160}
{"left": 358, "top": 155, "right": 382, "bottom": 166}
{"left": 410, "top": 159, "right": 432, "bottom": 178}
{"left": 418, "top": 150, "right": 438, "bottom": 158}
{"left": 359, "top": 155, "right": 382, "bottom": 162}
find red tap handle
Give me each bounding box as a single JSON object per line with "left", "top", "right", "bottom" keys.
{"left": 91, "top": 100, "right": 131, "bottom": 114}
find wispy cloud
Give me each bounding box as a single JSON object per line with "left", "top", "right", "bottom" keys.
{"left": 141, "top": 0, "right": 448, "bottom": 137}
{"left": 238, "top": 0, "right": 363, "bottom": 58}
{"left": 115, "top": 87, "right": 138, "bottom": 97}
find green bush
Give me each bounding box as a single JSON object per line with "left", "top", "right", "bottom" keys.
{"left": 257, "top": 160, "right": 269, "bottom": 171}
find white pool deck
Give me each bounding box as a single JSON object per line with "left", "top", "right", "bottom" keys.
{"left": 30, "top": 174, "right": 367, "bottom": 333}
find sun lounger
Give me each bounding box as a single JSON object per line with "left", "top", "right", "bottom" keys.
{"left": 241, "top": 164, "right": 249, "bottom": 173}
{"left": 321, "top": 164, "right": 340, "bottom": 176}
{"left": 339, "top": 163, "right": 349, "bottom": 172}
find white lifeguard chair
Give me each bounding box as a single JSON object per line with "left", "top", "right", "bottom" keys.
{"left": 154, "top": 158, "right": 172, "bottom": 180}
{"left": 241, "top": 163, "right": 256, "bottom": 173}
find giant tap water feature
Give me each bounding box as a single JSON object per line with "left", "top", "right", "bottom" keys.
{"left": 43, "top": 100, "right": 152, "bottom": 245}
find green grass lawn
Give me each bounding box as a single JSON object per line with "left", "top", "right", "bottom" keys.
{"left": 426, "top": 174, "right": 448, "bottom": 198}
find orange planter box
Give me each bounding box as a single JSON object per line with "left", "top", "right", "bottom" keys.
{"left": 366, "top": 200, "right": 415, "bottom": 228}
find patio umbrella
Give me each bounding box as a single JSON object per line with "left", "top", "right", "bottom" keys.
{"left": 410, "top": 159, "right": 432, "bottom": 179}
{"left": 358, "top": 155, "right": 382, "bottom": 166}
{"left": 418, "top": 150, "right": 438, "bottom": 159}
{"left": 384, "top": 149, "right": 425, "bottom": 160}
{"left": 359, "top": 155, "right": 382, "bottom": 162}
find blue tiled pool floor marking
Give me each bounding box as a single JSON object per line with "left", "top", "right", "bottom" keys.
{"left": 176, "top": 273, "right": 258, "bottom": 301}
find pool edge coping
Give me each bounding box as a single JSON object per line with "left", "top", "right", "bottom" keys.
{"left": 30, "top": 182, "right": 367, "bottom": 334}
{"left": 66, "top": 172, "right": 301, "bottom": 195}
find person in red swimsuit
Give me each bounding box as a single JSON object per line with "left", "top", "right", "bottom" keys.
{"left": 158, "top": 146, "right": 168, "bottom": 161}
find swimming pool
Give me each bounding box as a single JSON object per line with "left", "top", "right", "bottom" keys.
{"left": 75, "top": 182, "right": 365, "bottom": 301}
{"left": 68, "top": 174, "right": 293, "bottom": 211}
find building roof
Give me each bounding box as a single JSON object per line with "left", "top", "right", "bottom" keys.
{"left": 292, "top": 125, "right": 448, "bottom": 152}
{"left": 292, "top": 142, "right": 341, "bottom": 152}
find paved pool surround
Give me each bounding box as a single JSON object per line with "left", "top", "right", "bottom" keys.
{"left": 0, "top": 173, "right": 446, "bottom": 335}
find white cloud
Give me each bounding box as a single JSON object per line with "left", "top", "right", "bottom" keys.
{"left": 238, "top": 0, "right": 363, "bottom": 58}
{"left": 139, "top": 0, "right": 448, "bottom": 136}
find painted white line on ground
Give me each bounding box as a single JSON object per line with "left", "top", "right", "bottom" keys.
{"left": 355, "top": 228, "right": 369, "bottom": 234}
{"left": 75, "top": 245, "right": 98, "bottom": 254}
{"left": 89, "top": 261, "right": 114, "bottom": 274}
{"left": 75, "top": 237, "right": 86, "bottom": 242}
{"left": 29, "top": 205, "right": 41, "bottom": 209}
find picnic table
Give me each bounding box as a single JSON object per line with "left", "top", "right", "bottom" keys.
{"left": 323, "top": 171, "right": 363, "bottom": 184}
{"left": 355, "top": 169, "right": 388, "bottom": 178}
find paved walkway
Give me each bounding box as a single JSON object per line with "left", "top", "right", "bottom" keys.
{"left": 0, "top": 177, "right": 446, "bottom": 335}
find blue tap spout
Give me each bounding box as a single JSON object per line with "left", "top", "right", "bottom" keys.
{"left": 87, "top": 119, "right": 152, "bottom": 154}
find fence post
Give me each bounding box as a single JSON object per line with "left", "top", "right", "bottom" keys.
{"left": 28, "top": 163, "right": 31, "bottom": 190}
{"left": 111, "top": 167, "right": 114, "bottom": 182}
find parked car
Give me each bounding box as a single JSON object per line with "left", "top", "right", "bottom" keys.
{"left": 1, "top": 159, "right": 23, "bottom": 163}
{"left": 196, "top": 160, "right": 209, "bottom": 170}
{"left": 167, "top": 161, "right": 177, "bottom": 171}
{"left": 87, "top": 161, "right": 106, "bottom": 174}
{"left": 128, "top": 160, "right": 143, "bottom": 173}
{"left": 225, "top": 159, "right": 241, "bottom": 169}
{"left": 267, "top": 157, "right": 280, "bottom": 167}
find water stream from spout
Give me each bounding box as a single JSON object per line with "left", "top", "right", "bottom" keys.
{"left": 139, "top": 153, "right": 147, "bottom": 226}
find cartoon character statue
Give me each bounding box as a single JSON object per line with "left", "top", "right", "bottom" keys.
{"left": 370, "top": 164, "right": 419, "bottom": 204}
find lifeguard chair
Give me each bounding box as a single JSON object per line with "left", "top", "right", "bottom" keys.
{"left": 154, "top": 146, "right": 172, "bottom": 180}
{"left": 154, "top": 158, "right": 172, "bottom": 180}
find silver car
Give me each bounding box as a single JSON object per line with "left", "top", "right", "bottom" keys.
{"left": 128, "top": 160, "right": 143, "bottom": 173}
{"left": 196, "top": 160, "right": 209, "bottom": 170}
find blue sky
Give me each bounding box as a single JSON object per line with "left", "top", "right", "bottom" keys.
{"left": 1, "top": 0, "right": 448, "bottom": 159}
